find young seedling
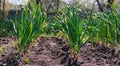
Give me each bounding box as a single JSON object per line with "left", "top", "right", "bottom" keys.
{"left": 12, "top": 0, "right": 47, "bottom": 54}
{"left": 56, "top": 6, "right": 92, "bottom": 64}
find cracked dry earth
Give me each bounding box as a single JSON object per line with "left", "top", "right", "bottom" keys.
{"left": 0, "top": 36, "right": 120, "bottom": 66}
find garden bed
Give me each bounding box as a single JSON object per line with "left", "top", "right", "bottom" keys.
{"left": 0, "top": 36, "right": 120, "bottom": 66}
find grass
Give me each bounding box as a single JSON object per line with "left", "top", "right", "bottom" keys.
{"left": 0, "top": 20, "right": 14, "bottom": 37}
{"left": 88, "top": 9, "right": 120, "bottom": 46}
{"left": 56, "top": 6, "right": 92, "bottom": 58}
{"left": 12, "top": 1, "right": 47, "bottom": 53}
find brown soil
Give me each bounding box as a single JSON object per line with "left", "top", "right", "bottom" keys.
{"left": 0, "top": 36, "right": 120, "bottom": 66}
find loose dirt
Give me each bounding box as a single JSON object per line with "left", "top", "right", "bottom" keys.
{"left": 0, "top": 36, "right": 120, "bottom": 66}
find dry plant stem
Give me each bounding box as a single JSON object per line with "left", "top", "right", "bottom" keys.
{"left": 69, "top": 50, "right": 78, "bottom": 66}
{"left": 56, "top": 0, "right": 60, "bottom": 10}
{"left": 71, "top": 49, "right": 77, "bottom": 59}
{"left": 96, "top": 0, "right": 103, "bottom": 12}
{"left": 2, "top": 0, "right": 5, "bottom": 19}
{"left": 91, "top": 39, "right": 95, "bottom": 49}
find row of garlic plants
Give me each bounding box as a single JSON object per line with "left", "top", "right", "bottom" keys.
{"left": 88, "top": 8, "right": 120, "bottom": 46}
{"left": 12, "top": 0, "right": 120, "bottom": 61}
